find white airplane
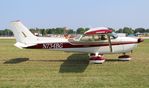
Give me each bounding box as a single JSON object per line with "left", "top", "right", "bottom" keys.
{"left": 10, "top": 21, "right": 144, "bottom": 64}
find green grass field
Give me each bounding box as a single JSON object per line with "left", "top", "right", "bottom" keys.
{"left": 0, "top": 39, "right": 149, "bottom": 88}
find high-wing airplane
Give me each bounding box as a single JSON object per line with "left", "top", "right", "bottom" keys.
{"left": 10, "top": 21, "right": 144, "bottom": 64}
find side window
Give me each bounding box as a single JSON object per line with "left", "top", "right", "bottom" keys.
{"left": 93, "top": 35, "right": 99, "bottom": 41}
{"left": 100, "top": 35, "right": 108, "bottom": 40}
{"left": 94, "top": 34, "right": 108, "bottom": 41}
{"left": 79, "top": 34, "right": 109, "bottom": 42}
{"left": 80, "top": 35, "right": 93, "bottom": 41}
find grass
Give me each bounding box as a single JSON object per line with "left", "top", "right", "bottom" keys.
{"left": 0, "top": 39, "right": 149, "bottom": 88}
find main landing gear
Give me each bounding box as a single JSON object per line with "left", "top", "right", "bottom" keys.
{"left": 118, "top": 53, "right": 131, "bottom": 61}
{"left": 89, "top": 53, "right": 131, "bottom": 64}
{"left": 89, "top": 53, "right": 106, "bottom": 64}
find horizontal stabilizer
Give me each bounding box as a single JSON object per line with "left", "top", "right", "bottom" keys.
{"left": 14, "top": 42, "right": 36, "bottom": 49}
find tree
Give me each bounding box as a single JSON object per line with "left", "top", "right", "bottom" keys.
{"left": 46, "top": 28, "right": 52, "bottom": 34}
{"left": 0, "top": 30, "right": 4, "bottom": 36}
{"left": 30, "top": 28, "right": 36, "bottom": 34}
{"left": 76, "top": 28, "right": 85, "bottom": 34}
{"left": 55, "top": 28, "right": 64, "bottom": 34}
{"left": 116, "top": 27, "right": 134, "bottom": 35}
{"left": 145, "top": 29, "right": 149, "bottom": 33}
{"left": 109, "top": 28, "right": 116, "bottom": 32}
{"left": 116, "top": 28, "right": 123, "bottom": 33}
{"left": 85, "top": 28, "right": 89, "bottom": 32}
{"left": 0, "top": 29, "right": 13, "bottom": 36}
{"left": 134, "top": 28, "right": 145, "bottom": 33}
{"left": 40, "top": 29, "right": 46, "bottom": 36}
{"left": 123, "top": 27, "right": 134, "bottom": 35}
{"left": 67, "top": 29, "right": 74, "bottom": 34}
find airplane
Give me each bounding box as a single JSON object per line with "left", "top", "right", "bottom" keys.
{"left": 10, "top": 20, "right": 144, "bottom": 64}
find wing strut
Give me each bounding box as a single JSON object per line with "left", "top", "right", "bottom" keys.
{"left": 107, "top": 34, "right": 113, "bottom": 52}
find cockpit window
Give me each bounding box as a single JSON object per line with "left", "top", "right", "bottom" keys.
{"left": 79, "top": 34, "right": 108, "bottom": 42}
{"left": 73, "top": 33, "right": 117, "bottom": 43}
{"left": 99, "top": 35, "right": 107, "bottom": 40}
{"left": 80, "top": 35, "right": 93, "bottom": 41}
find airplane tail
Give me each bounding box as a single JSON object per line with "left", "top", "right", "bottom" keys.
{"left": 10, "top": 20, "right": 37, "bottom": 49}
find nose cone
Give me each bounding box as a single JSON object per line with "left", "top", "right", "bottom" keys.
{"left": 137, "top": 38, "right": 144, "bottom": 43}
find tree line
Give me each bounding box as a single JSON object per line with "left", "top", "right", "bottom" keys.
{"left": 0, "top": 27, "right": 149, "bottom": 36}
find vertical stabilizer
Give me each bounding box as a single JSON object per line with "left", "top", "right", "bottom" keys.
{"left": 10, "top": 20, "right": 37, "bottom": 44}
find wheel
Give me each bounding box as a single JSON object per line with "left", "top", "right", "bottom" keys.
{"left": 118, "top": 55, "right": 131, "bottom": 61}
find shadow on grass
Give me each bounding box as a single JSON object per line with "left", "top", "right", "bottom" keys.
{"left": 4, "top": 58, "right": 29, "bottom": 64}
{"left": 106, "top": 59, "right": 129, "bottom": 62}
{"left": 29, "top": 59, "right": 65, "bottom": 62}
{"left": 59, "top": 54, "right": 89, "bottom": 73}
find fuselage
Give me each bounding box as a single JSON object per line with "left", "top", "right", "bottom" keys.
{"left": 26, "top": 36, "right": 139, "bottom": 54}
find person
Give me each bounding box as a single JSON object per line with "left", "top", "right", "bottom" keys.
{"left": 101, "top": 35, "right": 107, "bottom": 40}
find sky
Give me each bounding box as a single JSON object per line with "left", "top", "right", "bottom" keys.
{"left": 0, "top": 0, "right": 149, "bottom": 30}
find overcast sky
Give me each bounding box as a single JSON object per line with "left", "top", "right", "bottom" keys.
{"left": 0, "top": 0, "right": 149, "bottom": 30}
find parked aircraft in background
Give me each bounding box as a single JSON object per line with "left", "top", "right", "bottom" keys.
{"left": 10, "top": 21, "right": 144, "bottom": 64}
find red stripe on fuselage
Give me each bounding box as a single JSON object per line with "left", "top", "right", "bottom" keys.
{"left": 26, "top": 42, "right": 138, "bottom": 49}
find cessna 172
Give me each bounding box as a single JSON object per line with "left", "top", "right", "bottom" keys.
{"left": 10, "top": 21, "right": 144, "bottom": 64}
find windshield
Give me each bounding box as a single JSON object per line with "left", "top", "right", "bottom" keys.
{"left": 74, "top": 35, "right": 82, "bottom": 41}
{"left": 110, "top": 32, "right": 118, "bottom": 39}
